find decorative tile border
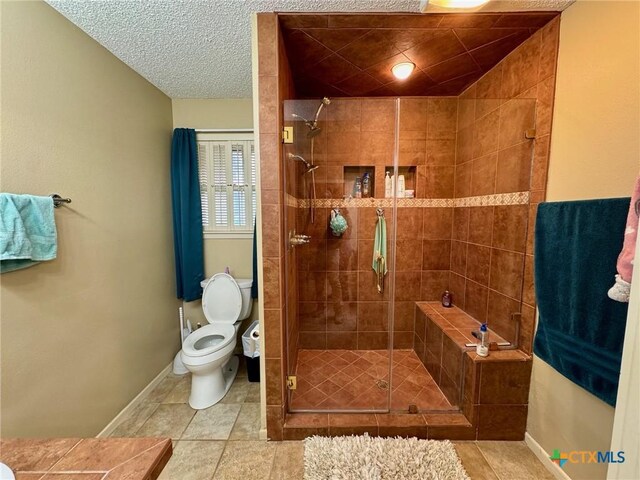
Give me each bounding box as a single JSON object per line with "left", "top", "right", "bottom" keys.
{"left": 285, "top": 193, "right": 297, "bottom": 208}
{"left": 292, "top": 192, "right": 529, "bottom": 209}
{"left": 298, "top": 197, "right": 454, "bottom": 209}
{"left": 454, "top": 191, "right": 530, "bottom": 207}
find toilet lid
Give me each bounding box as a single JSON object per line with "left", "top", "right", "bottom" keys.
{"left": 202, "top": 273, "right": 242, "bottom": 324}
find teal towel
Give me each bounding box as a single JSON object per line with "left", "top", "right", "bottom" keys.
{"left": 372, "top": 215, "right": 387, "bottom": 293}
{"left": 372, "top": 215, "right": 387, "bottom": 274}
{"left": 534, "top": 198, "right": 629, "bottom": 406}
{"left": 0, "top": 193, "right": 57, "bottom": 273}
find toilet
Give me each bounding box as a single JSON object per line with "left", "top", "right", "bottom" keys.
{"left": 181, "top": 273, "right": 253, "bottom": 409}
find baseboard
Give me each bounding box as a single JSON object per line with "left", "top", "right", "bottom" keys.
{"left": 97, "top": 362, "right": 173, "bottom": 438}
{"left": 525, "top": 432, "right": 573, "bottom": 480}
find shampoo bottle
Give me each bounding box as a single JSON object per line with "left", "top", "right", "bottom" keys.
{"left": 362, "top": 173, "right": 371, "bottom": 198}
{"left": 477, "top": 323, "right": 489, "bottom": 357}
{"left": 385, "top": 171, "right": 392, "bottom": 198}
{"left": 397, "top": 175, "right": 406, "bottom": 198}
{"left": 441, "top": 290, "right": 453, "bottom": 308}
{"left": 354, "top": 177, "right": 362, "bottom": 198}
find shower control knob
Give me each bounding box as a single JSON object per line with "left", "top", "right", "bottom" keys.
{"left": 289, "top": 231, "right": 311, "bottom": 247}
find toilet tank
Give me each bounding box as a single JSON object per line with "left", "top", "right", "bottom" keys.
{"left": 235, "top": 278, "right": 253, "bottom": 320}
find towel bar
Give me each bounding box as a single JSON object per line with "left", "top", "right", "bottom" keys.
{"left": 50, "top": 193, "right": 71, "bottom": 208}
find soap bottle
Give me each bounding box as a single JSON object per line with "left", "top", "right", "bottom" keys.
{"left": 362, "top": 173, "right": 371, "bottom": 198}
{"left": 385, "top": 172, "right": 392, "bottom": 198}
{"left": 441, "top": 290, "right": 453, "bottom": 308}
{"left": 477, "top": 323, "right": 489, "bottom": 357}
{"left": 354, "top": 177, "right": 362, "bottom": 198}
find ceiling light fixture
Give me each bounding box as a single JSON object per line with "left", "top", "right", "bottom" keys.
{"left": 426, "top": 0, "right": 490, "bottom": 9}
{"left": 392, "top": 62, "right": 415, "bottom": 80}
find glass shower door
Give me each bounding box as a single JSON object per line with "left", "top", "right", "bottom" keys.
{"left": 282, "top": 98, "right": 399, "bottom": 412}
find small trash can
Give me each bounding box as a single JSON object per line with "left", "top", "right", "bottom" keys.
{"left": 242, "top": 319, "right": 260, "bottom": 383}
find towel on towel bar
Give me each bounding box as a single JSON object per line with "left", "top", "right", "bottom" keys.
{"left": 0, "top": 193, "right": 57, "bottom": 273}
{"left": 534, "top": 198, "right": 629, "bottom": 406}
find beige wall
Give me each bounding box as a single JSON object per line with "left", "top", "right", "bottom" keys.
{"left": 171, "top": 99, "right": 257, "bottom": 329}
{"left": 528, "top": 2, "right": 640, "bottom": 479}
{"left": 0, "top": 1, "right": 179, "bottom": 437}
{"left": 173, "top": 98, "right": 254, "bottom": 129}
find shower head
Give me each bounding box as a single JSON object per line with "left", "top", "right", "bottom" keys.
{"left": 291, "top": 97, "right": 331, "bottom": 138}
{"left": 306, "top": 126, "right": 322, "bottom": 138}
{"left": 312, "top": 97, "right": 331, "bottom": 124}
{"left": 288, "top": 153, "right": 319, "bottom": 174}
{"left": 291, "top": 113, "right": 319, "bottom": 138}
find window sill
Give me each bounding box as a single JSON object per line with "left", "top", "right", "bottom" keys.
{"left": 204, "top": 231, "right": 254, "bottom": 240}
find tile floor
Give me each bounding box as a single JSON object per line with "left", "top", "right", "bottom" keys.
{"left": 291, "top": 349, "right": 454, "bottom": 411}
{"left": 111, "top": 355, "right": 553, "bottom": 480}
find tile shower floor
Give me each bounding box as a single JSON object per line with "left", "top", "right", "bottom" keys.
{"left": 291, "top": 349, "right": 454, "bottom": 411}
{"left": 109, "top": 355, "right": 555, "bottom": 480}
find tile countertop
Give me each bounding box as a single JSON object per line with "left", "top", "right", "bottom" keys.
{"left": 0, "top": 437, "right": 172, "bottom": 479}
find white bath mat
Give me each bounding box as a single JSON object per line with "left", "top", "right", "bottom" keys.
{"left": 304, "top": 434, "right": 470, "bottom": 480}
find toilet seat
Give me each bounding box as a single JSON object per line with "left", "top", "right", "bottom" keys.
{"left": 202, "top": 273, "right": 242, "bottom": 324}
{"left": 182, "top": 323, "right": 235, "bottom": 358}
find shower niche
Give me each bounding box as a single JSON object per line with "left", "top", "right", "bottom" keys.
{"left": 343, "top": 166, "right": 375, "bottom": 198}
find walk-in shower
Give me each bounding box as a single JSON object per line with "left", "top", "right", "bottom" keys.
{"left": 257, "top": 9, "right": 557, "bottom": 441}
{"left": 281, "top": 96, "right": 537, "bottom": 414}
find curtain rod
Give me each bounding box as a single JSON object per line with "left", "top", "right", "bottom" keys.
{"left": 195, "top": 129, "right": 253, "bottom": 133}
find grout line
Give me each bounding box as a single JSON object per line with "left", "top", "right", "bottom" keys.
{"left": 45, "top": 439, "right": 84, "bottom": 473}
{"left": 210, "top": 440, "right": 229, "bottom": 480}
{"left": 475, "top": 441, "right": 505, "bottom": 480}
{"left": 106, "top": 439, "right": 171, "bottom": 474}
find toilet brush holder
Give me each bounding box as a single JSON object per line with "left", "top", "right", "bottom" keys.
{"left": 173, "top": 306, "right": 190, "bottom": 375}
{"left": 173, "top": 350, "right": 189, "bottom": 375}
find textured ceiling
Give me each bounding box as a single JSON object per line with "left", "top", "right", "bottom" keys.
{"left": 45, "top": 0, "right": 573, "bottom": 99}
{"left": 46, "top": 0, "right": 422, "bottom": 98}
{"left": 281, "top": 12, "right": 558, "bottom": 97}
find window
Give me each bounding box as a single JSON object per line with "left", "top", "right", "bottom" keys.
{"left": 197, "top": 132, "right": 256, "bottom": 237}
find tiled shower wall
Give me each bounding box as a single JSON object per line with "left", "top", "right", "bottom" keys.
{"left": 448, "top": 17, "right": 560, "bottom": 352}
{"left": 293, "top": 97, "right": 457, "bottom": 350}
{"left": 257, "top": 13, "right": 295, "bottom": 440}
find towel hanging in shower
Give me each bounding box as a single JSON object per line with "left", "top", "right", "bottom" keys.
{"left": 372, "top": 213, "right": 387, "bottom": 293}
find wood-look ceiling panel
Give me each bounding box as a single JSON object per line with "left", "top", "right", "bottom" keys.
{"left": 280, "top": 12, "right": 558, "bottom": 97}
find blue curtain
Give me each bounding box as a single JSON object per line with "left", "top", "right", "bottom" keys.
{"left": 171, "top": 128, "right": 204, "bottom": 302}
{"left": 251, "top": 218, "right": 258, "bottom": 299}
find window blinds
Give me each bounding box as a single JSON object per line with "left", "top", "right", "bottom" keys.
{"left": 197, "top": 139, "right": 256, "bottom": 233}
